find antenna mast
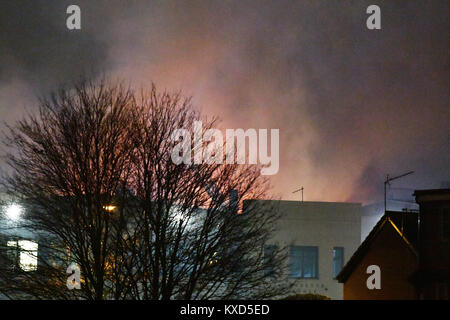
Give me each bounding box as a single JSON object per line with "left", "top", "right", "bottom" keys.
{"left": 384, "top": 171, "right": 414, "bottom": 213}
{"left": 293, "top": 186, "right": 304, "bottom": 202}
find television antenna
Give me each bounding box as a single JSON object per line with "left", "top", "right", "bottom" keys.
{"left": 384, "top": 171, "right": 414, "bottom": 213}
{"left": 293, "top": 186, "right": 304, "bottom": 202}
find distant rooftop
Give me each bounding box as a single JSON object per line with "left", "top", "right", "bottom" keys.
{"left": 245, "top": 199, "right": 361, "bottom": 206}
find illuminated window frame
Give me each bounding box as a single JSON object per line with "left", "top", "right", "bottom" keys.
{"left": 7, "top": 239, "right": 39, "bottom": 272}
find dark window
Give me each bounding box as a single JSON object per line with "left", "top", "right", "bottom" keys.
{"left": 333, "top": 247, "right": 344, "bottom": 278}
{"left": 442, "top": 208, "right": 450, "bottom": 241}
{"left": 264, "top": 245, "right": 276, "bottom": 276}
{"left": 289, "top": 246, "right": 318, "bottom": 279}
{"left": 436, "top": 282, "right": 450, "bottom": 300}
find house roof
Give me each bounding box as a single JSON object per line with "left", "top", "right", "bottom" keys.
{"left": 413, "top": 188, "right": 450, "bottom": 196}
{"left": 414, "top": 188, "right": 450, "bottom": 203}
{"left": 336, "top": 212, "right": 418, "bottom": 283}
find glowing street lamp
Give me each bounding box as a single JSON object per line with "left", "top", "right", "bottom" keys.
{"left": 103, "top": 205, "right": 117, "bottom": 212}
{"left": 5, "top": 204, "right": 22, "bottom": 221}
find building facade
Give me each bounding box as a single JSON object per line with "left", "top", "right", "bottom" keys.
{"left": 2, "top": 193, "right": 362, "bottom": 300}
{"left": 411, "top": 188, "right": 450, "bottom": 299}
{"left": 338, "top": 188, "right": 450, "bottom": 300}
{"left": 247, "top": 200, "right": 361, "bottom": 300}
{"left": 337, "top": 212, "right": 419, "bottom": 299}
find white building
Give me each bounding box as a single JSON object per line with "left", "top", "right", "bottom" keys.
{"left": 246, "top": 200, "right": 361, "bottom": 300}
{"left": 1, "top": 193, "right": 362, "bottom": 300}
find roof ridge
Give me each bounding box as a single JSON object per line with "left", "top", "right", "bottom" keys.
{"left": 336, "top": 214, "right": 417, "bottom": 283}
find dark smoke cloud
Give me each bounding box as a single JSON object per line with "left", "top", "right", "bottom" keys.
{"left": 0, "top": 0, "right": 111, "bottom": 90}
{"left": 0, "top": 0, "right": 448, "bottom": 203}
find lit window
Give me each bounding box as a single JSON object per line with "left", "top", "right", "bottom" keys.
{"left": 7, "top": 240, "right": 38, "bottom": 272}
{"left": 289, "top": 246, "right": 318, "bottom": 279}
{"left": 333, "top": 247, "right": 344, "bottom": 278}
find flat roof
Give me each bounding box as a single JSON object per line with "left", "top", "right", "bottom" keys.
{"left": 413, "top": 188, "right": 450, "bottom": 196}
{"left": 244, "top": 199, "right": 362, "bottom": 206}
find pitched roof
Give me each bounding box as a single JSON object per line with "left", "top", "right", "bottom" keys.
{"left": 336, "top": 212, "right": 418, "bottom": 283}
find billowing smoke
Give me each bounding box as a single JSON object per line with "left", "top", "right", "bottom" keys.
{"left": 1, "top": 0, "right": 448, "bottom": 203}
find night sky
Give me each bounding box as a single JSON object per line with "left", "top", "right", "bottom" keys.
{"left": 0, "top": 1, "right": 448, "bottom": 204}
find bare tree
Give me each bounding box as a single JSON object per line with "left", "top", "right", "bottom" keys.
{"left": 0, "top": 78, "right": 287, "bottom": 300}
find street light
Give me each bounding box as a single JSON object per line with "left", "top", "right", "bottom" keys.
{"left": 103, "top": 205, "right": 117, "bottom": 212}
{"left": 5, "top": 203, "right": 22, "bottom": 221}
